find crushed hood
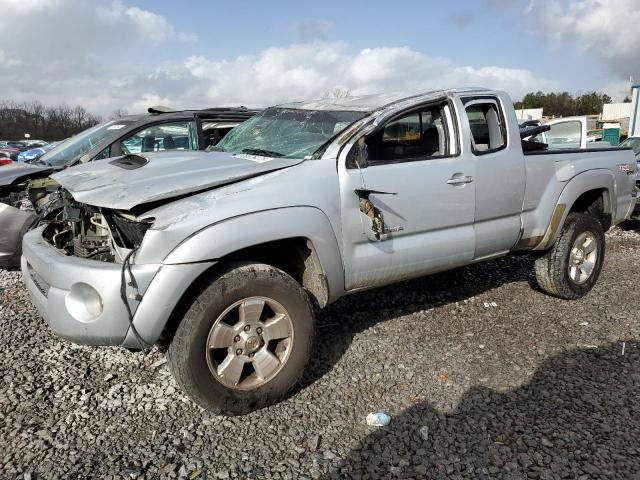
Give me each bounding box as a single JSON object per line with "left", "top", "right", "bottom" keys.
{"left": 0, "top": 162, "right": 53, "bottom": 186}
{"left": 51, "top": 150, "right": 305, "bottom": 211}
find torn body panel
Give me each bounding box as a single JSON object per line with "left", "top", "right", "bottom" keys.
{"left": 52, "top": 150, "right": 305, "bottom": 211}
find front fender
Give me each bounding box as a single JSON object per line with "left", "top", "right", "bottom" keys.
{"left": 535, "top": 169, "right": 615, "bottom": 250}
{"left": 162, "top": 206, "right": 345, "bottom": 301}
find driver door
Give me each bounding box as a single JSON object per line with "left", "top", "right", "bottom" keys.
{"left": 338, "top": 101, "right": 476, "bottom": 290}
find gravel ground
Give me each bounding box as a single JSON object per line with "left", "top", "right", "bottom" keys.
{"left": 1, "top": 224, "right": 640, "bottom": 479}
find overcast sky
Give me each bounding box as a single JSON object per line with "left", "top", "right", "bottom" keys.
{"left": 0, "top": 0, "right": 638, "bottom": 116}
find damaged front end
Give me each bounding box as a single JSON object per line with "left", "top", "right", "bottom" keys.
{"left": 42, "top": 190, "right": 152, "bottom": 263}
{"left": 0, "top": 177, "right": 62, "bottom": 268}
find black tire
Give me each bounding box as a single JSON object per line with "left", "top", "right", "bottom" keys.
{"left": 534, "top": 212, "right": 605, "bottom": 300}
{"left": 167, "top": 262, "right": 315, "bottom": 415}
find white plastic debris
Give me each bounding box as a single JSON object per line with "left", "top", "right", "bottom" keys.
{"left": 419, "top": 425, "right": 429, "bottom": 441}
{"left": 579, "top": 322, "right": 589, "bottom": 326}
{"left": 483, "top": 302, "right": 498, "bottom": 308}
{"left": 366, "top": 412, "right": 391, "bottom": 427}
{"left": 622, "top": 342, "right": 626, "bottom": 356}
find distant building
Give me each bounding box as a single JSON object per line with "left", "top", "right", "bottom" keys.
{"left": 601, "top": 102, "right": 633, "bottom": 134}
{"left": 602, "top": 103, "right": 633, "bottom": 120}
{"left": 514, "top": 108, "right": 543, "bottom": 121}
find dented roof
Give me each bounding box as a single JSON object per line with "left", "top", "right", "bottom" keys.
{"left": 277, "top": 88, "right": 490, "bottom": 113}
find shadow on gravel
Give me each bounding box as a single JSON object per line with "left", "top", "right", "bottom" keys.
{"left": 619, "top": 219, "right": 640, "bottom": 232}
{"left": 301, "top": 254, "right": 536, "bottom": 389}
{"left": 326, "top": 341, "right": 639, "bottom": 479}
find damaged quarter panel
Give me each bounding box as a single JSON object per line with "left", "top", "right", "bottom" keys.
{"left": 133, "top": 160, "right": 345, "bottom": 298}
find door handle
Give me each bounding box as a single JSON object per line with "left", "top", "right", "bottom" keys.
{"left": 446, "top": 175, "right": 474, "bottom": 185}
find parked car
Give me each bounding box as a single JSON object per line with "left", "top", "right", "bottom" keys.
{"left": 21, "top": 89, "right": 637, "bottom": 414}
{"left": 0, "top": 106, "right": 258, "bottom": 267}
{"left": 0, "top": 142, "right": 29, "bottom": 161}
{"left": 24, "top": 140, "right": 48, "bottom": 146}
{"left": 17, "top": 142, "right": 57, "bottom": 163}
{"left": 0, "top": 141, "right": 43, "bottom": 160}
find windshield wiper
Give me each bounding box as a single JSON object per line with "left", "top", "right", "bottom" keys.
{"left": 241, "top": 148, "right": 284, "bottom": 158}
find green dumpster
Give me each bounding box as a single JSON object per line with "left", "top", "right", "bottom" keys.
{"left": 602, "top": 123, "right": 620, "bottom": 146}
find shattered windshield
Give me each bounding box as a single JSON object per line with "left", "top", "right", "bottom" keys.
{"left": 211, "top": 107, "right": 366, "bottom": 158}
{"left": 40, "top": 119, "right": 133, "bottom": 167}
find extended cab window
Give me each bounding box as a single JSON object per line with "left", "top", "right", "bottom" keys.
{"left": 365, "top": 105, "right": 449, "bottom": 163}
{"left": 465, "top": 101, "right": 506, "bottom": 154}
{"left": 120, "top": 121, "right": 197, "bottom": 155}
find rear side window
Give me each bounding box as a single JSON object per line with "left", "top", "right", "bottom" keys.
{"left": 465, "top": 101, "right": 506, "bottom": 154}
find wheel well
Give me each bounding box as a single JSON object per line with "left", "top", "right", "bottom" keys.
{"left": 221, "top": 237, "right": 330, "bottom": 307}
{"left": 569, "top": 188, "right": 611, "bottom": 230}
{"left": 157, "top": 237, "right": 329, "bottom": 349}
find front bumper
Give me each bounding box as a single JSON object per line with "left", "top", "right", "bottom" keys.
{"left": 21, "top": 227, "right": 214, "bottom": 348}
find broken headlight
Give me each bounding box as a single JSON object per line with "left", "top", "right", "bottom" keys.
{"left": 109, "top": 214, "right": 153, "bottom": 248}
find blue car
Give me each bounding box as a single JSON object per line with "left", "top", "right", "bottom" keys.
{"left": 17, "top": 142, "right": 57, "bottom": 163}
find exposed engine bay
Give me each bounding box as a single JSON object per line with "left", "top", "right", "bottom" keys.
{"left": 1, "top": 176, "right": 61, "bottom": 217}
{"left": 41, "top": 189, "right": 151, "bottom": 263}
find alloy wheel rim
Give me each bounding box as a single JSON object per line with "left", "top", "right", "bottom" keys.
{"left": 568, "top": 231, "right": 598, "bottom": 285}
{"left": 205, "top": 296, "right": 294, "bottom": 390}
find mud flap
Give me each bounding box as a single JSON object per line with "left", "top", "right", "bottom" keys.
{"left": 0, "top": 203, "right": 38, "bottom": 268}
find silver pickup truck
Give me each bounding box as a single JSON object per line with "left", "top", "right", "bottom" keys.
{"left": 21, "top": 89, "right": 637, "bottom": 414}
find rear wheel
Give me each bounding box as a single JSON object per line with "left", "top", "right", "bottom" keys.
{"left": 534, "top": 212, "right": 605, "bottom": 300}
{"left": 167, "top": 262, "right": 315, "bottom": 415}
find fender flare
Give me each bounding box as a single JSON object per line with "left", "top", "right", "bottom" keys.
{"left": 162, "top": 206, "right": 345, "bottom": 302}
{"left": 535, "top": 169, "right": 615, "bottom": 250}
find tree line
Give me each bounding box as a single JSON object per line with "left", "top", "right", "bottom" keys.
{"left": 513, "top": 91, "right": 629, "bottom": 117}
{"left": 0, "top": 100, "right": 102, "bottom": 142}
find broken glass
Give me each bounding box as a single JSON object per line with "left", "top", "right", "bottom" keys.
{"left": 211, "top": 107, "right": 366, "bottom": 159}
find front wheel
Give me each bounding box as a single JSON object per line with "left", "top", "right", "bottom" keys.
{"left": 167, "top": 262, "right": 315, "bottom": 415}
{"left": 534, "top": 212, "right": 605, "bottom": 300}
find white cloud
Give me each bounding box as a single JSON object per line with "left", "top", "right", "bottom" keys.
{"left": 603, "top": 79, "right": 634, "bottom": 101}
{"left": 0, "top": 50, "right": 22, "bottom": 67}
{"left": 122, "top": 4, "right": 174, "bottom": 44}
{"left": 130, "top": 93, "right": 173, "bottom": 113}
{"left": 525, "top": 0, "right": 640, "bottom": 78}
{"left": 1, "top": 0, "right": 62, "bottom": 13}
{"left": 184, "top": 43, "right": 556, "bottom": 107}
{"left": 0, "top": 0, "right": 556, "bottom": 115}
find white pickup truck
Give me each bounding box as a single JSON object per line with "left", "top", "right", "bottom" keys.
{"left": 21, "top": 88, "right": 637, "bottom": 414}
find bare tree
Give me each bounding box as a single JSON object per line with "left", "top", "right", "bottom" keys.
{"left": 0, "top": 99, "right": 101, "bottom": 141}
